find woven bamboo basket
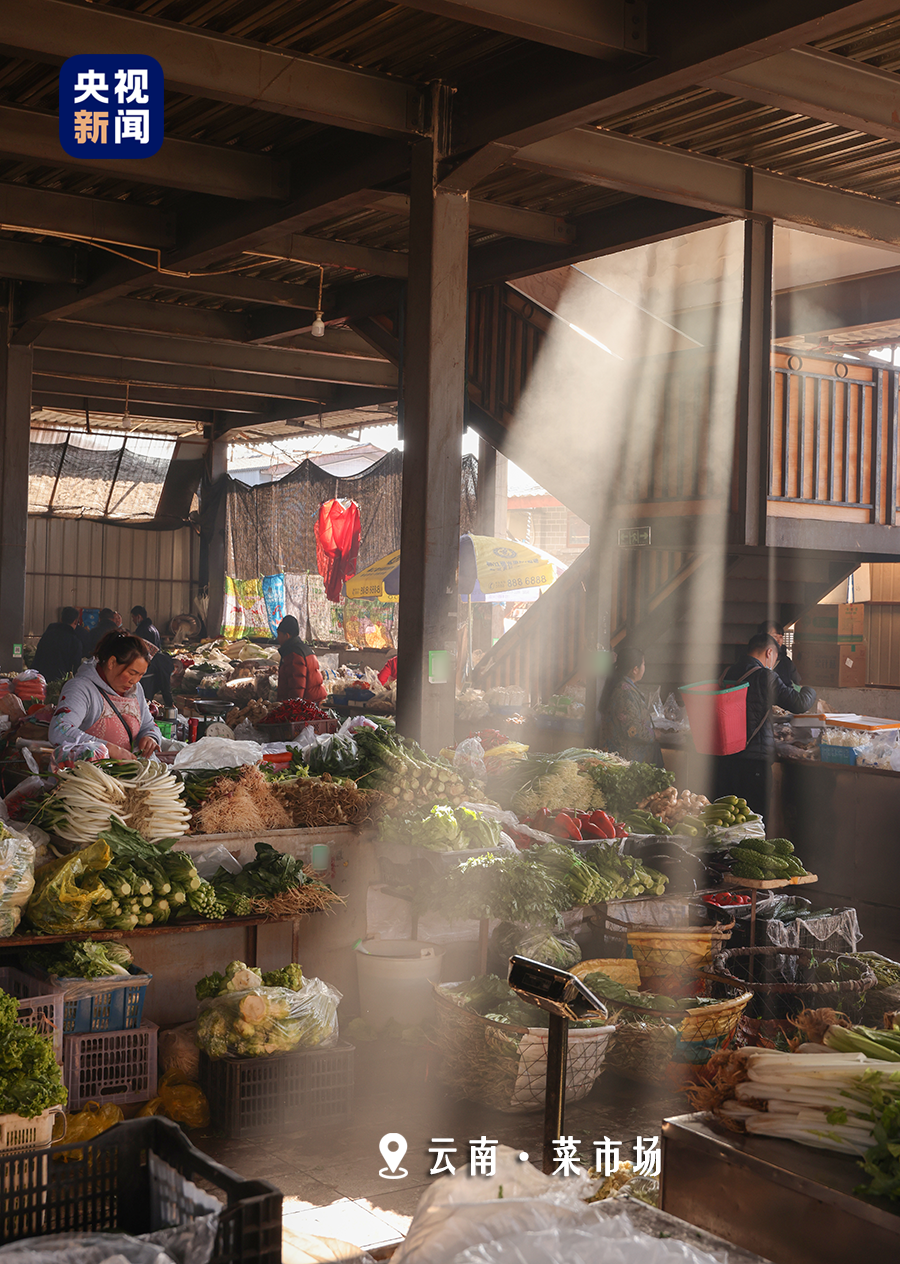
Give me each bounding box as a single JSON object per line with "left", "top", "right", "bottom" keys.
{"left": 605, "top": 989, "right": 752, "bottom": 1087}
{"left": 432, "top": 982, "right": 615, "bottom": 1113}
{"left": 624, "top": 921, "right": 734, "bottom": 997}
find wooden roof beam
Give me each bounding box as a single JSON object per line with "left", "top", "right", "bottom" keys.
{"left": 32, "top": 374, "right": 275, "bottom": 416}
{"left": 0, "top": 182, "right": 172, "bottom": 250}
{"left": 0, "top": 0, "right": 427, "bottom": 139}
{"left": 362, "top": 190, "right": 575, "bottom": 244}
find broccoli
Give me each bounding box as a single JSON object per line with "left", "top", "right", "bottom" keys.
{"left": 262, "top": 963, "right": 304, "bottom": 991}
{"left": 224, "top": 960, "right": 264, "bottom": 991}
{"left": 195, "top": 971, "right": 226, "bottom": 1001}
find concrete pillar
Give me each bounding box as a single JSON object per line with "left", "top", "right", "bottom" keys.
{"left": 396, "top": 136, "right": 470, "bottom": 751}
{"left": 200, "top": 432, "right": 228, "bottom": 639}
{"left": 737, "top": 216, "right": 774, "bottom": 549}
{"left": 0, "top": 302, "right": 33, "bottom": 667}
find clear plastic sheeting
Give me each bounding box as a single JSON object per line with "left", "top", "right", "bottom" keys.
{"left": 447, "top": 1211, "right": 726, "bottom": 1264}
{"left": 173, "top": 737, "right": 264, "bottom": 769}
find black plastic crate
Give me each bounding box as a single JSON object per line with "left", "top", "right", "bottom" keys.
{"left": 201, "top": 1041, "right": 354, "bottom": 1140}
{"left": 0, "top": 1116, "right": 281, "bottom": 1264}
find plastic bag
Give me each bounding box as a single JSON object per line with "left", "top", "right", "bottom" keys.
{"left": 25, "top": 840, "right": 111, "bottom": 934}
{"left": 173, "top": 737, "right": 263, "bottom": 769}
{"left": 56, "top": 1101, "right": 124, "bottom": 1162}
{"left": 3, "top": 776, "right": 50, "bottom": 822}
{"left": 139, "top": 1071, "right": 210, "bottom": 1129}
{"left": 0, "top": 1216, "right": 220, "bottom": 1264}
{"left": 454, "top": 738, "right": 486, "bottom": 781}
{"left": 446, "top": 1209, "right": 718, "bottom": 1264}
{"left": 158, "top": 1022, "right": 200, "bottom": 1080}
{"left": 0, "top": 825, "right": 35, "bottom": 936}
{"left": 196, "top": 976, "right": 341, "bottom": 1059}
{"left": 190, "top": 845, "right": 241, "bottom": 880}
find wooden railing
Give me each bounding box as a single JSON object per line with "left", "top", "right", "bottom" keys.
{"left": 769, "top": 350, "right": 894, "bottom": 525}
{"left": 468, "top": 286, "right": 900, "bottom": 533}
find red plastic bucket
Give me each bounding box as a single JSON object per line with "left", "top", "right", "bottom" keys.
{"left": 680, "top": 680, "right": 749, "bottom": 756}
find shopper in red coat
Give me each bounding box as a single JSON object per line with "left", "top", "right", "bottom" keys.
{"left": 275, "top": 616, "right": 327, "bottom": 704}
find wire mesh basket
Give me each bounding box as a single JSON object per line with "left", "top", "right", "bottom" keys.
{"left": 702, "top": 946, "right": 876, "bottom": 1021}
{"left": 432, "top": 982, "right": 615, "bottom": 1114}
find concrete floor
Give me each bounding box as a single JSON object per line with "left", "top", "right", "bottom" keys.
{"left": 191, "top": 1038, "right": 684, "bottom": 1262}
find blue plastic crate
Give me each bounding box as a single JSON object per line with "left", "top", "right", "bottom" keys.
{"left": 54, "top": 967, "right": 152, "bottom": 1034}
{"left": 820, "top": 743, "right": 858, "bottom": 766}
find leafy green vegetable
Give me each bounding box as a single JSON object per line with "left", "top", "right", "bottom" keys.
{"left": 379, "top": 804, "right": 501, "bottom": 852}
{"left": 576, "top": 756, "right": 674, "bottom": 820}
{"left": 211, "top": 841, "right": 307, "bottom": 909}
{"left": 0, "top": 987, "right": 66, "bottom": 1118}
{"left": 195, "top": 971, "right": 225, "bottom": 1001}
{"left": 24, "top": 940, "right": 132, "bottom": 979}
{"left": 433, "top": 851, "right": 565, "bottom": 924}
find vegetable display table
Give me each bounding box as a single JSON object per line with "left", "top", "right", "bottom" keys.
{"left": 661, "top": 1112, "right": 900, "bottom": 1264}
{"left": 722, "top": 873, "right": 818, "bottom": 967}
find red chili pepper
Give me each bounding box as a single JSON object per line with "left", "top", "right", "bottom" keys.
{"left": 530, "top": 808, "right": 553, "bottom": 830}
{"left": 551, "top": 812, "right": 582, "bottom": 840}
{"left": 614, "top": 825, "right": 627, "bottom": 838}
{"left": 589, "top": 811, "right": 616, "bottom": 839}
{"left": 580, "top": 821, "right": 611, "bottom": 839}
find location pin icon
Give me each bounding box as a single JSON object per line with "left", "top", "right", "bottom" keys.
{"left": 378, "top": 1132, "right": 408, "bottom": 1179}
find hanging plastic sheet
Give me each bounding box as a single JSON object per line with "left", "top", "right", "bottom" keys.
{"left": 261, "top": 574, "right": 286, "bottom": 635}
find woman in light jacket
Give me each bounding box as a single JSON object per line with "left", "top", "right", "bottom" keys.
{"left": 49, "top": 631, "right": 162, "bottom": 760}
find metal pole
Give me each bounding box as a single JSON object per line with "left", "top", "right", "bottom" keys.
{"left": 542, "top": 1013, "right": 568, "bottom": 1174}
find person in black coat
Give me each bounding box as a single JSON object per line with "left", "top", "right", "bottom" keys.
{"left": 715, "top": 633, "right": 817, "bottom": 820}
{"left": 130, "top": 606, "right": 161, "bottom": 649}
{"left": 82, "top": 608, "right": 121, "bottom": 656}
{"left": 32, "top": 607, "right": 83, "bottom": 684}
{"left": 756, "top": 620, "right": 802, "bottom": 689}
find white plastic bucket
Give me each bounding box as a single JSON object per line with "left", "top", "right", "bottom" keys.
{"left": 355, "top": 939, "right": 445, "bottom": 1028}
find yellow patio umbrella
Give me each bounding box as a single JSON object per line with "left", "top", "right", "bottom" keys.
{"left": 345, "top": 535, "right": 554, "bottom": 602}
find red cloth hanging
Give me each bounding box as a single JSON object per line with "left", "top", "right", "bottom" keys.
{"left": 315, "top": 499, "right": 361, "bottom": 602}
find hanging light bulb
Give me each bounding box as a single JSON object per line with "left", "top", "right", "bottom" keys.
{"left": 311, "top": 265, "right": 325, "bottom": 337}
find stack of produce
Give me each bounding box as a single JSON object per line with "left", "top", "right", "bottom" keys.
{"left": 639, "top": 786, "right": 710, "bottom": 830}
{"left": 191, "top": 765, "right": 293, "bottom": 834}
{"left": 526, "top": 841, "right": 612, "bottom": 907}
{"left": 353, "top": 725, "right": 469, "bottom": 811}
{"left": 273, "top": 776, "right": 376, "bottom": 828}
{"left": 379, "top": 804, "right": 501, "bottom": 851}
{"left": 195, "top": 959, "right": 340, "bottom": 1059}
{"left": 699, "top": 796, "right": 760, "bottom": 831}
{"left": 211, "top": 841, "right": 343, "bottom": 918}
{"left": 226, "top": 698, "right": 271, "bottom": 730}
{"left": 498, "top": 755, "right": 604, "bottom": 816}
{"left": 0, "top": 986, "right": 66, "bottom": 1119}
{"left": 433, "top": 851, "right": 565, "bottom": 925}
{"left": 582, "top": 842, "right": 669, "bottom": 899}
{"left": 25, "top": 823, "right": 225, "bottom": 933}
{"left": 621, "top": 808, "right": 673, "bottom": 836}
{"left": 35, "top": 759, "right": 192, "bottom": 844}
{"left": 518, "top": 808, "right": 627, "bottom": 840}
{"left": 728, "top": 837, "right": 810, "bottom": 882}
{"left": 260, "top": 698, "right": 334, "bottom": 727}
{"left": 692, "top": 1020, "right": 900, "bottom": 1199}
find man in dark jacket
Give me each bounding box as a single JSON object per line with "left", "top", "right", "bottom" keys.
{"left": 756, "top": 620, "right": 802, "bottom": 689}
{"left": 715, "top": 633, "right": 817, "bottom": 820}
{"left": 32, "top": 607, "right": 83, "bottom": 683}
{"left": 275, "top": 616, "right": 327, "bottom": 704}
{"left": 131, "top": 606, "right": 161, "bottom": 649}
{"left": 81, "top": 608, "right": 121, "bottom": 656}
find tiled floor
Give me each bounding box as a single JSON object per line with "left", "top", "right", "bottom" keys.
{"left": 191, "top": 1040, "right": 684, "bottom": 1262}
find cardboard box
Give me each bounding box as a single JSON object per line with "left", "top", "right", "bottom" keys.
{"left": 792, "top": 602, "right": 866, "bottom": 642}
{"left": 791, "top": 639, "right": 867, "bottom": 688}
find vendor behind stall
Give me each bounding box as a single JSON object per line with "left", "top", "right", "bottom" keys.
{"left": 275, "top": 616, "right": 327, "bottom": 703}
{"left": 597, "top": 642, "right": 664, "bottom": 767}
{"left": 715, "top": 632, "right": 816, "bottom": 818}
{"left": 48, "top": 631, "right": 162, "bottom": 760}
